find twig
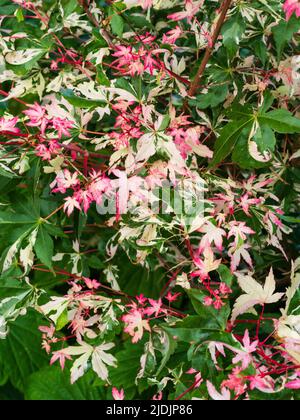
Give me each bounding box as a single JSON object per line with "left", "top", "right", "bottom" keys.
{"left": 78, "top": 0, "right": 115, "bottom": 48}
{"left": 188, "top": 0, "right": 233, "bottom": 97}
{"left": 78, "top": 0, "right": 99, "bottom": 27}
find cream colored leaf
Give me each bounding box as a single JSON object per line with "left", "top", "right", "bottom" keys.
{"left": 231, "top": 269, "right": 284, "bottom": 323}
{"left": 236, "top": 273, "right": 264, "bottom": 296}
{"left": 70, "top": 352, "right": 90, "bottom": 384}
{"left": 0, "top": 316, "right": 8, "bottom": 339}
{"left": 290, "top": 150, "right": 300, "bottom": 160}
{"left": 135, "top": 133, "right": 156, "bottom": 164}
{"left": 91, "top": 343, "right": 117, "bottom": 382}
{"left": 283, "top": 260, "right": 300, "bottom": 316}
{"left": 231, "top": 294, "right": 261, "bottom": 323}
{"left": 5, "top": 49, "right": 44, "bottom": 65}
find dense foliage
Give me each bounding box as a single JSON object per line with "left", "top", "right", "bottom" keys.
{"left": 0, "top": 0, "right": 299, "bottom": 400}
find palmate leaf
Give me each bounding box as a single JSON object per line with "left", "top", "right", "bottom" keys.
{"left": 109, "top": 340, "right": 145, "bottom": 398}
{"left": 272, "top": 14, "right": 300, "bottom": 59}
{"left": 0, "top": 309, "right": 48, "bottom": 392}
{"left": 110, "top": 14, "right": 124, "bottom": 38}
{"left": 187, "top": 288, "right": 230, "bottom": 331}
{"left": 209, "top": 116, "right": 254, "bottom": 167}
{"left": 162, "top": 316, "right": 222, "bottom": 343}
{"left": 258, "top": 109, "right": 300, "bottom": 133}
{"left": 221, "top": 13, "right": 246, "bottom": 57}
{"left": 231, "top": 269, "right": 284, "bottom": 322}
{"left": 34, "top": 226, "right": 54, "bottom": 270}
{"left": 26, "top": 367, "right": 104, "bottom": 400}
{"left": 61, "top": 89, "right": 106, "bottom": 109}
{"left": 0, "top": 267, "right": 39, "bottom": 324}
{"left": 60, "top": 0, "right": 78, "bottom": 17}
{"left": 211, "top": 107, "right": 300, "bottom": 167}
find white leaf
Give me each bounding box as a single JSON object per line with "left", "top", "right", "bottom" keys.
{"left": 290, "top": 150, "right": 300, "bottom": 160}
{"left": 5, "top": 49, "right": 44, "bottom": 65}
{"left": 2, "top": 228, "right": 32, "bottom": 272}
{"left": 231, "top": 269, "right": 284, "bottom": 322}
{"left": 0, "top": 78, "right": 33, "bottom": 102}
{"left": 105, "top": 87, "right": 138, "bottom": 103}
{"left": 0, "top": 316, "right": 8, "bottom": 339}
{"left": 283, "top": 261, "right": 300, "bottom": 316}
{"left": 75, "top": 81, "right": 106, "bottom": 101}
{"left": 135, "top": 133, "right": 156, "bottom": 164}
{"left": 91, "top": 343, "right": 117, "bottom": 382}
{"left": 248, "top": 140, "right": 272, "bottom": 162}
{"left": 40, "top": 296, "right": 69, "bottom": 325}
{"left": 70, "top": 352, "right": 90, "bottom": 384}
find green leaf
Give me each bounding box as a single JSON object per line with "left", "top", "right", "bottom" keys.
{"left": 187, "top": 289, "right": 230, "bottom": 331}
{"left": 117, "top": 258, "right": 165, "bottom": 298}
{"left": 210, "top": 116, "right": 253, "bottom": 167}
{"left": 15, "top": 8, "right": 24, "bottom": 22}
{"left": 190, "top": 85, "right": 229, "bottom": 109}
{"left": 61, "top": 89, "right": 106, "bottom": 109}
{"left": 162, "top": 316, "right": 220, "bottom": 343}
{"left": 248, "top": 388, "right": 297, "bottom": 401}
{"left": 154, "top": 331, "right": 177, "bottom": 376}
{"left": 55, "top": 309, "right": 69, "bottom": 331}
{"left": 217, "top": 264, "right": 234, "bottom": 286}
{"left": 232, "top": 128, "right": 269, "bottom": 169}
{"left": 34, "top": 226, "right": 54, "bottom": 270}
{"left": 0, "top": 211, "right": 36, "bottom": 225}
{"left": 0, "top": 164, "right": 19, "bottom": 179}
{"left": 0, "top": 270, "right": 38, "bottom": 321}
{"left": 158, "top": 114, "right": 171, "bottom": 131}
{"left": 0, "top": 2, "right": 18, "bottom": 15}
{"left": 96, "top": 65, "right": 110, "bottom": 87}
{"left": 253, "top": 124, "right": 276, "bottom": 153}
{"left": 280, "top": 215, "right": 300, "bottom": 224}
{"left": 222, "top": 14, "right": 246, "bottom": 56}
{"left": 109, "top": 340, "right": 144, "bottom": 396}
{"left": 44, "top": 223, "right": 67, "bottom": 238}
{"left": 26, "top": 366, "right": 104, "bottom": 400}
{"left": 0, "top": 310, "right": 48, "bottom": 392}
{"left": 272, "top": 15, "right": 300, "bottom": 59}
{"left": 110, "top": 14, "right": 124, "bottom": 38}
{"left": 60, "top": 0, "right": 78, "bottom": 17}
{"left": 258, "top": 109, "right": 300, "bottom": 133}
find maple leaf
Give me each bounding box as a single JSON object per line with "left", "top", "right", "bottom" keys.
{"left": 206, "top": 381, "right": 231, "bottom": 401}
{"left": 231, "top": 269, "right": 284, "bottom": 323}
{"left": 232, "top": 330, "right": 258, "bottom": 369}
{"left": 91, "top": 343, "right": 117, "bottom": 382}
{"left": 198, "top": 221, "right": 226, "bottom": 252}
{"left": 229, "top": 243, "right": 253, "bottom": 272}
{"left": 122, "top": 309, "right": 151, "bottom": 343}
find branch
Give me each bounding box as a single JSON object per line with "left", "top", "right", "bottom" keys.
{"left": 78, "top": 0, "right": 115, "bottom": 48}
{"left": 188, "top": 0, "right": 233, "bottom": 97}
{"left": 78, "top": 0, "right": 99, "bottom": 27}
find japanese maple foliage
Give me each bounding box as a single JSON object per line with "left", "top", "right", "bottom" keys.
{"left": 0, "top": 0, "right": 299, "bottom": 401}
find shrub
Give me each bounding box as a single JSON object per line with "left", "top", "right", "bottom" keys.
{"left": 0, "top": 0, "right": 299, "bottom": 400}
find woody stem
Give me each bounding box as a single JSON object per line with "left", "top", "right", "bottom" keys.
{"left": 188, "top": 0, "right": 233, "bottom": 97}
